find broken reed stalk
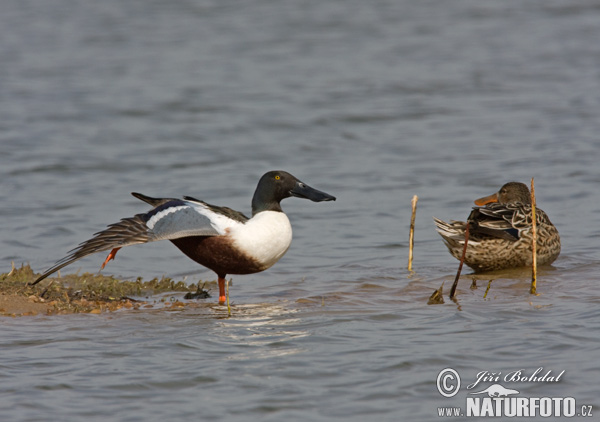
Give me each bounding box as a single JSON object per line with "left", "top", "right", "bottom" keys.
{"left": 449, "top": 223, "right": 469, "bottom": 300}
{"left": 408, "top": 195, "right": 418, "bottom": 271}
{"left": 530, "top": 178, "right": 538, "bottom": 295}
{"left": 483, "top": 280, "right": 493, "bottom": 299}
{"left": 427, "top": 282, "right": 444, "bottom": 305}
{"left": 8, "top": 261, "right": 16, "bottom": 277}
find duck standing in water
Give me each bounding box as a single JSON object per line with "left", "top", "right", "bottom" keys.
{"left": 31, "top": 171, "right": 336, "bottom": 304}
{"left": 434, "top": 182, "right": 560, "bottom": 272}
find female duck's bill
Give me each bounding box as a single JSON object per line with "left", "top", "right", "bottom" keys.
{"left": 474, "top": 182, "right": 532, "bottom": 206}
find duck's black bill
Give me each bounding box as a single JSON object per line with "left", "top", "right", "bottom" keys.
{"left": 290, "top": 182, "right": 336, "bottom": 202}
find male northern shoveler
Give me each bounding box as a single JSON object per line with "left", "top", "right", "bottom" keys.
{"left": 433, "top": 182, "right": 560, "bottom": 272}
{"left": 31, "top": 171, "right": 336, "bottom": 304}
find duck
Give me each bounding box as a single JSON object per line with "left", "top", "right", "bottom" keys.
{"left": 433, "top": 182, "right": 560, "bottom": 272}
{"left": 31, "top": 170, "right": 336, "bottom": 304}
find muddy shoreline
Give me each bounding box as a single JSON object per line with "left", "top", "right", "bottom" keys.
{"left": 0, "top": 263, "right": 211, "bottom": 317}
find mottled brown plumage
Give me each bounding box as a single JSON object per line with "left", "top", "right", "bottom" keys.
{"left": 434, "top": 182, "right": 561, "bottom": 272}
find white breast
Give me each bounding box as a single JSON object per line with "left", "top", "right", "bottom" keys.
{"left": 229, "top": 211, "right": 293, "bottom": 270}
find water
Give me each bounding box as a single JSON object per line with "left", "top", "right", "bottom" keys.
{"left": 2, "top": 0, "right": 600, "bottom": 420}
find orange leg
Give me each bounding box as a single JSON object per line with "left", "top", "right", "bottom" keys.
{"left": 218, "top": 276, "right": 227, "bottom": 304}
{"left": 101, "top": 247, "right": 121, "bottom": 270}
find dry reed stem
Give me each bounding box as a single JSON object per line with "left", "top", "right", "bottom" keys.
{"left": 408, "top": 195, "right": 418, "bottom": 271}
{"left": 530, "top": 178, "right": 538, "bottom": 295}
{"left": 449, "top": 223, "right": 469, "bottom": 299}
{"left": 483, "top": 280, "right": 493, "bottom": 298}
{"left": 7, "top": 261, "right": 16, "bottom": 277}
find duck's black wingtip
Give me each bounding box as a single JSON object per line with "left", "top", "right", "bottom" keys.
{"left": 29, "top": 273, "right": 49, "bottom": 286}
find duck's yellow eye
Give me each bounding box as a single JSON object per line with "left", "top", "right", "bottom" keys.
{"left": 275, "top": 175, "right": 280, "bottom": 180}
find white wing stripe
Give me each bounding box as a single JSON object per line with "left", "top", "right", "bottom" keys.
{"left": 146, "top": 205, "right": 188, "bottom": 230}
{"left": 146, "top": 201, "right": 244, "bottom": 239}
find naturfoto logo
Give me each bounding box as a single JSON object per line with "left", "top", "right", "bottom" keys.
{"left": 436, "top": 367, "right": 594, "bottom": 418}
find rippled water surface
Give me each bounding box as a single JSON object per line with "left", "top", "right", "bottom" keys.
{"left": 2, "top": 0, "right": 600, "bottom": 420}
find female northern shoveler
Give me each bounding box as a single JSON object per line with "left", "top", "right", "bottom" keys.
{"left": 31, "top": 171, "right": 336, "bottom": 304}
{"left": 433, "top": 182, "right": 560, "bottom": 272}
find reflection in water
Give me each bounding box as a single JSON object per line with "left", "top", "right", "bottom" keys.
{"left": 217, "top": 304, "right": 309, "bottom": 361}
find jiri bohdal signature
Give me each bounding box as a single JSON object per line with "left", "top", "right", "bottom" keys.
{"left": 467, "top": 367, "right": 565, "bottom": 390}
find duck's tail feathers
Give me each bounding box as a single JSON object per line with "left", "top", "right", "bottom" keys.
{"left": 30, "top": 213, "right": 154, "bottom": 285}
{"left": 433, "top": 217, "right": 466, "bottom": 239}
